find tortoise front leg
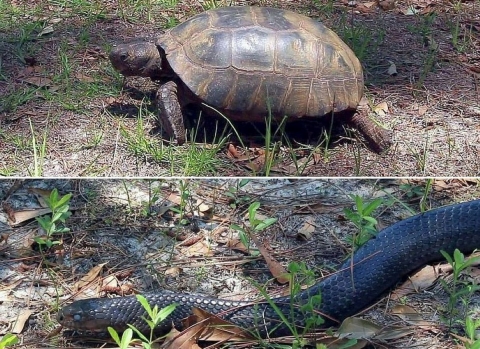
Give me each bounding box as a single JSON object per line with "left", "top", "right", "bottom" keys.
{"left": 349, "top": 111, "right": 392, "bottom": 154}
{"left": 157, "top": 80, "right": 186, "bottom": 145}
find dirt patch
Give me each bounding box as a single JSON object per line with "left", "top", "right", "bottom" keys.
{"left": 0, "top": 1, "right": 478, "bottom": 176}
{"left": 1, "top": 178, "right": 480, "bottom": 347}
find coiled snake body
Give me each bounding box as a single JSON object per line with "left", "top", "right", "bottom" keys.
{"left": 58, "top": 200, "right": 480, "bottom": 337}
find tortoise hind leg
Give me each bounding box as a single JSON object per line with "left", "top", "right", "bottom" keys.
{"left": 349, "top": 111, "right": 392, "bottom": 154}
{"left": 157, "top": 80, "right": 186, "bottom": 145}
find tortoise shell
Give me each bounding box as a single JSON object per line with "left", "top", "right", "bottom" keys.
{"left": 157, "top": 6, "right": 363, "bottom": 121}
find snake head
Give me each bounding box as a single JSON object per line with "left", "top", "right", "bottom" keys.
{"left": 57, "top": 298, "right": 123, "bottom": 332}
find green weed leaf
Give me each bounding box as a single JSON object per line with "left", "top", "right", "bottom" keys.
{"left": 248, "top": 202, "right": 260, "bottom": 224}
{"left": 254, "top": 217, "right": 278, "bottom": 232}
{"left": 239, "top": 179, "right": 250, "bottom": 187}
{"left": 53, "top": 192, "right": 73, "bottom": 210}
{"left": 0, "top": 333, "right": 19, "bottom": 349}
{"left": 107, "top": 327, "right": 121, "bottom": 346}
{"left": 128, "top": 324, "right": 150, "bottom": 343}
{"left": 120, "top": 328, "right": 133, "bottom": 349}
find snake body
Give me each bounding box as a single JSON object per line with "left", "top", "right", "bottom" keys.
{"left": 58, "top": 200, "right": 480, "bottom": 337}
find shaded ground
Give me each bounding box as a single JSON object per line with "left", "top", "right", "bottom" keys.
{"left": 0, "top": 1, "right": 479, "bottom": 176}
{"left": 1, "top": 178, "right": 480, "bottom": 348}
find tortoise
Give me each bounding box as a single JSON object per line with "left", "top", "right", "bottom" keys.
{"left": 109, "top": 6, "right": 391, "bottom": 153}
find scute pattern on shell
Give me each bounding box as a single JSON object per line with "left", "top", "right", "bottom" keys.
{"left": 158, "top": 6, "right": 363, "bottom": 120}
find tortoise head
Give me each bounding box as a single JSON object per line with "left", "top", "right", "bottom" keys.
{"left": 109, "top": 40, "right": 163, "bottom": 79}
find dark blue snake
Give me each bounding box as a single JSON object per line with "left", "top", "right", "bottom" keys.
{"left": 57, "top": 200, "right": 480, "bottom": 337}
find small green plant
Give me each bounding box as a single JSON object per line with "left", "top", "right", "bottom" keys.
{"left": 140, "top": 181, "right": 163, "bottom": 217}
{"left": 0, "top": 87, "right": 38, "bottom": 113}
{"left": 418, "top": 178, "right": 433, "bottom": 212}
{"left": 224, "top": 179, "right": 251, "bottom": 209}
{"left": 311, "top": 0, "right": 335, "bottom": 16}
{"left": 399, "top": 179, "right": 432, "bottom": 212}
{"left": 29, "top": 119, "right": 48, "bottom": 177}
{"left": 230, "top": 201, "right": 278, "bottom": 254}
{"left": 260, "top": 105, "right": 288, "bottom": 176}
{"left": 464, "top": 316, "right": 480, "bottom": 349}
{"left": 288, "top": 262, "right": 325, "bottom": 331}
{"left": 449, "top": 1, "right": 472, "bottom": 53}
{"left": 415, "top": 44, "right": 438, "bottom": 90}
{"left": 202, "top": 0, "right": 220, "bottom": 10}
{"left": 399, "top": 183, "right": 426, "bottom": 198}
{"left": 406, "top": 12, "right": 435, "bottom": 38}
{"left": 108, "top": 295, "right": 177, "bottom": 349}
{"left": 406, "top": 132, "right": 430, "bottom": 174}
{"left": 439, "top": 249, "right": 480, "bottom": 328}
{"left": 344, "top": 195, "right": 383, "bottom": 248}
{"left": 351, "top": 137, "right": 363, "bottom": 176}
{"left": 169, "top": 180, "right": 191, "bottom": 226}
{"left": 337, "top": 15, "right": 384, "bottom": 62}
{"left": 0, "top": 334, "right": 18, "bottom": 349}
{"left": 251, "top": 262, "right": 325, "bottom": 346}
{"left": 180, "top": 122, "right": 227, "bottom": 176}
{"left": 164, "top": 16, "right": 178, "bottom": 29}
{"left": 58, "top": 42, "right": 72, "bottom": 83}
{"left": 34, "top": 188, "right": 72, "bottom": 248}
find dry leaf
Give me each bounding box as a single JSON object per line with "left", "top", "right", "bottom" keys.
{"left": 22, "top": 76, "right": 52, "bottom": 87}
{"left": 392, "top": 263, "right": 453, "bottom": 300}
{"left": 28, "top": 187, "right": 52, "bottom": 207}
{"left": 211, "top": 226, "right": 229, "bottom": 243}
{"left": 387, "top": 61, "right": 397, "bottom": 75}
{"left": 404, "top": 5, "right": 420, "bottom": 15}
{"left": 74, "top": 263, "right": 107, "bottom": 291}
{"left": 163, "top": 323, "right": 201, "bottom": 349}
{"left": 102, "top": 275, "right": 119, "bottom": 289}
{"left": 178, "top": 234, "right": 203, "bottom": 247}
{"left": 297, "top": 217, "right": 315, "bottom": 240}
{"left": 245, "top": 154, "right": 264, "bottom": 172}
{"left": 466, "top": 266, "right": 480, "bottom": 281}
{"left": 189, "top": 308, "right": 252, "bottom": 341}
{"left": 8, "top": 208, "right": 52, "bottom": 226}
{"left": 11, "top": 309, "right": 33, "bottom": 334}
{"left": 167, "top": 193, "right": 182, "bottom": 206}
{"left": 390, "top": 305, "right": 432, "bottom": 328}
{"left": 356, "top": 3, "right": 374, "bottom": 13}
{"left": 450, "top": 332, "right": 474, "bottom": 347}
{"left": 0, "top": 233, "right": 8, "bottom": 244}
{"left": 183, "top": 240, "right": 213, "bottom": 257}
{"left": 226, "top": 238, "right": 249, "bottom": 254}
{"left": 227, "top": 143, "right": 239, "bottom": 158}
{"left": 249, "top": 234, "right": 289, "bottom": 284}
{"left": 75, "top": 73, "right": 94, "bottom": 82}
{"left": 378, "top": 0, "right": 395, "bottom": 10}
{"left": 373, "top": 102, "right": 389, "bottom": 115}
{"left": 418, "top": 105, "right": 428, "bottom": 116}
{"left": 37, "top": 25, "right": 54, "bottom": 36}
{"left": 105, "top": 96, "right": 116, "bottom": 104}
{"left": 163, "top": 307, "right": 252, "bottom": 349}
{"left": 165, "top": 267, "right": 182, "bottom": 277}
{"left": 337, "top": 317, "right": 381, "bottom": 339}
{"left": 374, "top": 326, "right": 414, "bottom": 340}
{"left": 197, "top": 200, "right": 210, "bottom": 213}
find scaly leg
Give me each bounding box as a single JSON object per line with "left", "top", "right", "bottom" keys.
{"left": 157, "top": 80, "right": 186, "bottom": 145}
